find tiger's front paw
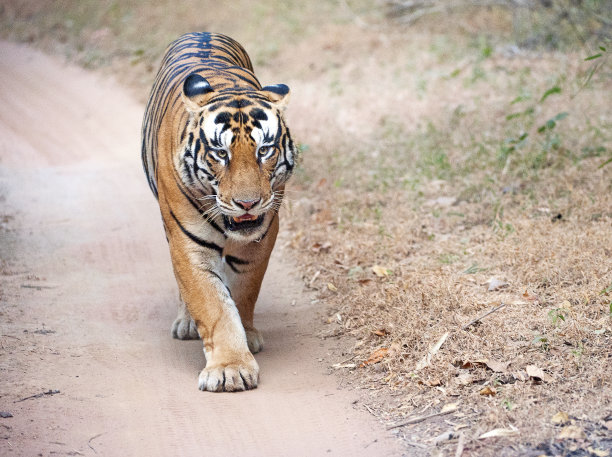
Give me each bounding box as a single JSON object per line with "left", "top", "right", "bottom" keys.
{"left": 198, "top": 354, "right": 259, "bottom": 392}
{"left": 171, "top": 315, "right": 199, "bottom": 340}
{"left": 245, "top": 327, "right": 264, "bottom": 354}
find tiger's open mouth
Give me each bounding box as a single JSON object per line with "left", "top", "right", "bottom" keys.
{"left": 223, "top": 213, "right": 265, "bottom": 232}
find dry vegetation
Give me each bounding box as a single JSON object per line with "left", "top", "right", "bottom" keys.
{"left": 2, "top": 1, "right": 611, "bottom": 455}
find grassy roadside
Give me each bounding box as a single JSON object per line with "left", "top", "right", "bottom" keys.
{"left": 2, "top": 1, "right": 611, "bottom": 455}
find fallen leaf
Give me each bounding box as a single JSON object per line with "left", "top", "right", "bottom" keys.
{"left": 430, "top": 430, "right": 457, "bottom": 445}
{"left": 479, "top": 426, "right": 519, "bottom": 439}
{"left": 360, "top": 347, "right": 389, "bottom": 367}
{"left": 522, "top": 289, "right": 540, "bottom": 303}
{"left": 372, "top": 329, "right": 388, "bottom": 337}
{"left": 587, "top": 447, "right": 609, "bottom": 457}
{"left": 372, "top": 265, "right": 392, "bottom": 277}
{"left": 441, "top": 403, "right": 459, "bottom": 414}
{"left": 327, "top": 282, "right": 338, "bottom": 292}
{"left": 358, "top": 278, "right": 372, "bottom": 285}
{"left": 311, "top": 241, "right": 332, "bottom": 253}
{"left": 557, "top": 425, "right": 586, "bottom": 440}
{"left": 454, "top": 359, "right": 507, "bottom": 373}
{"left": 483, "top": 359, "right": 508, "bottom": 373}
{"left": 486, "top": 277, "right": 509, "bottom": 292}
{"left": 514, "top": 371, "right": 529, "bottom": 382}
{"left": 416, "top": 332, "right": 449, "bottom": 370}
{"left": 479, "top": 386, "right": 496, "bottom": 396}
{"left": 454, "top": 360, "right": 474, "bottom": 369}
{"left": 456, "top": 372, "right": 474, "bottom": 385}
{"left": 551, "top": 411, "right": 570, "bottom": 425}
{"left": 526, "top": 365, "right": 554, "bottom": 383}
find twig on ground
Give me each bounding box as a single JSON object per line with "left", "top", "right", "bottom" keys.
{"left": 308, "top": 270, "right": 320, "bottom": 287}
{"left": 14, "top": 389, "right": 60, "bottom": 403}
{"left": 455, "top": 432, "right": 466, "bottom": 457}
{"left": 404, "top": 440, "right": 428, "bottom": 449}
{"left": 88, "top": 433, "right": 103, "bottom": 454}
{"left": 462, "top": 303, "right": 507, "bottom": 330}
{"left": 363, "top": 404, "right": 376, "bottom": 416}
{"left": 363, "top": 438, "right": 378, "bottom": 448}
{"left": 387, "top": 403, "right": 458, "bottom": 430}
{"left": 21, "top": 284, "right": 56, "bottom": 289}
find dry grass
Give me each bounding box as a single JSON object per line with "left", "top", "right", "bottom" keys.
{"left": 2, "top": 1, "right": 611, "bottom": 454}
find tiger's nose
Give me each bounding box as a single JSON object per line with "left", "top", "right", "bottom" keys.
{"left": 233, "top": 198, "right": 260, "bottom": 211}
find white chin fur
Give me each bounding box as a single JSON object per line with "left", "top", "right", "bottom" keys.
{"left": 225, "top": 228, "right": 266, "bottom": 243}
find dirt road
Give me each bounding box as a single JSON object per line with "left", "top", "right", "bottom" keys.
{"left": 0, "top": 42, "right": 404, "bottom": 457}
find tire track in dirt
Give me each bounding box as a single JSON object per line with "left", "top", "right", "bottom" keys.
{"left": 0, "top": 42, "right": 404, "bottom": 456}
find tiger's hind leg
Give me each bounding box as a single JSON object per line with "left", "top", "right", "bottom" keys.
{"left": 171, "top": 295, "right": 200, "bottom": 340}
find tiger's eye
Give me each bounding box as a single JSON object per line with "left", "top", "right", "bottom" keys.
{"left": 216, "top": 149, "right": 227, "bottom": 158}
{"left": 258, "top": 147, "right": 270, "bottom": 157}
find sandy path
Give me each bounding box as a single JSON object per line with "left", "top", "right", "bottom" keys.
{"left": 0, "top": 42, "right": 404, "bottom": 456}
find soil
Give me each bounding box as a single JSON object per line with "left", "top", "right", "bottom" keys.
{"left": 0, "top": 41, "right": 405, "bottom": 457}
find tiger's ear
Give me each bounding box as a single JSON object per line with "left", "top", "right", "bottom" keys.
{"left": 260, "top": 84, "right": 290, "bottom": 110}
{"left": 182, "top": 73, "right": 215, "bottom": 112}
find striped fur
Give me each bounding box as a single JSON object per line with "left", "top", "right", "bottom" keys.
{"left": 141, "top": 32, "right": 298, "bottom": 392}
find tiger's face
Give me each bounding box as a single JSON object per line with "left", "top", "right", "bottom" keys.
{"left": 178, "top": 73, "right": 296, "bottom": 242}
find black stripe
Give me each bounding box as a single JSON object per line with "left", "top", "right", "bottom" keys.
{"left": 225, "top": 255, "right": 249, "bottom": 274}
{"left": 169, "top": 209, "right": 223, "bottom": 253}
{"left": 171, "top": 173, "right": 226, "bottom": 237}
{"left": 201, "top": 268, "right": 232, "bottom": 299}
{"left": 207, "top": 217, "right": 226, "bottom": 236}
{"left": 203, "top": 268, "right": 224, "bottom": 283}
{"left": 258, "top": 213, "right": 276, "bottom": 242}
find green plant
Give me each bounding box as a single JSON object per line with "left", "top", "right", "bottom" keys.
{"left": 571, "top": 342, "right": 584, "bottom": 359}
{"left": 492, "top": 201, "right": 515, "bottom": 238}
{"left": 532, "top": 334, "right": 550, "bottom": 352}
{"left": 464, "top": 263, "right": 487, "bottom": 274}
{"left": 502, "top": 398, "right": 514, "bottom": 411}
{"left": 548, "top": 308, "right": 569, "bottom": 326}
{"left": 498, "top": 84, "right": 572, "bottom": 175}
{"left": 439, "top": 253, "right": 460, "bottom": 264}
{"left": 600, "top": 282, "right": 612, "bottom": 296}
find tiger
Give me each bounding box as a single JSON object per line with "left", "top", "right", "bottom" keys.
{"left": 141, "top": 32, "right": 298, "bottom": 392}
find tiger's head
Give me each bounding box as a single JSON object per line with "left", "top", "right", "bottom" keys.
{"left": 178, "top": 73, "right": 297, "bottom": 242}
